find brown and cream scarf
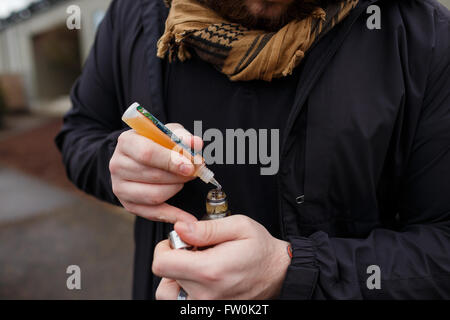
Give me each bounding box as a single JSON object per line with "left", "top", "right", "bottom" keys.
{"left": 157, "top": 0, "right": 359, "bottom": 81}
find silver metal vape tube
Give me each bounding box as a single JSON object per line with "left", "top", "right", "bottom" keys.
{"left": 168, "top": 230, "right": 192, "bottom": 250}
{"left": 168, "top": 230, "right": 191, "bottom": 300}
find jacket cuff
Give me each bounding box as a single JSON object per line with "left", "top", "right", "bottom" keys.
{"left": 278, "top": 237, "right": 319, "bottom": 300}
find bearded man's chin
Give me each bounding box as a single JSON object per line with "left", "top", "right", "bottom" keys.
{"left": 196, "top": 0, "right": 319, "bottom": 31}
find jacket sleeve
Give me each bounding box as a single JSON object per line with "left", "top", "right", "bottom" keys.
{"left": 280, "top": 4, "right": 450, "bottom": 300}
{"left": 55, "top": 0, "right": 125, "bottom": 205}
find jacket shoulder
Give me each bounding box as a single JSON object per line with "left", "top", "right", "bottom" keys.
{"left": 107, "top": 0, "right": 168, "bottom": 31}
{"left": 393, "top": 0, "right": 450, "bottom": 28}
{"left": 380, "top": 0, "right": 449, "bottom": 65}
{"left": 422, "top": 0, "right": 450, "bottom": 20}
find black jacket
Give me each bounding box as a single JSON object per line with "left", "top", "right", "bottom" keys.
{"left": 55, "top": 0, "right": 450, "bottom": 299}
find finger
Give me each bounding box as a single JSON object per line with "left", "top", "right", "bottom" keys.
{"left": 175, "top": 215, "right": 253, "bottom": 247}
{"left": 113, "top": 180, "right": 184, "bottom": 206}
{"left": 177, "top": 279, "right": 215, "bottom": 300}
{"left": 112, "top": 155, "right": 194, "bottom": 184}
{"left": 152, "top": 240, "right": 206, "bottom": 280}
{"left": 119, "top": 130, "right": 195, "bottom": 176}
{"left": 168, "top": 124, "right": 204, "bottom": 152}
{"left": 156, "top": 278, "right": 181, "bottom": 300}
{"left": 123, "top": 202, "right": 197, "bottom": 224}
{"left": 192, "top": 136, "right": 204, "bottom": 152}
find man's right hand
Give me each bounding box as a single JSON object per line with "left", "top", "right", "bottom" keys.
{"left": 109, "top": 124, "right": 202, "bottom": 224}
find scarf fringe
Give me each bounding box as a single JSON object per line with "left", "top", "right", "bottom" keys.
{"left": 157, "top": 31, "right": 192, "bottom": 62}
{"left": 282, "top": 50, "right": 305, "bottom": 77}
{"left": 281, "top": 9, "right": 324, "bottom": 77}
{"left": 177, "top": 42, "right": 191, "bottom": 61}
{"left": 156, "top": 31, "right": 172, "bottom": 59}
{"left": 312, "top": 7, "right": 327, "bottom": 21}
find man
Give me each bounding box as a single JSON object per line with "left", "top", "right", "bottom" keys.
{"left": 56, "top": 0, "right": 450, "bottom": 299}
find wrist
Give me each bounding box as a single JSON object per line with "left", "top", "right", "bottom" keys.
{"left": 268, "top": 238, "right": 291, "bottom": 299}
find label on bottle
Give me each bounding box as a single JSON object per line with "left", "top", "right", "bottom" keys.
{"left": 136, "top": 105, "right": 197, "bottom": 158}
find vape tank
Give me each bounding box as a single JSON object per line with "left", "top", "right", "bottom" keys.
{"left": 203, "top": 188, "right": 231, "bottom": 220}
{"left": 169, "top": 188, "right": 231, "bottom": 249}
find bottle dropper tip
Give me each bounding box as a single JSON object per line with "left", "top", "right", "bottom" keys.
{"left": 210, "top": 177, "right": 222, "bottom": 190}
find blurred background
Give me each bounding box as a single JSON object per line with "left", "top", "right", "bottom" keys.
{"left": 0, "top": 0, "right": 449, "bottom": 300}
{"left": 0, "top": 0, "right": 133, "bottom": 300}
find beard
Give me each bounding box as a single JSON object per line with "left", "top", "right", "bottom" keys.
{"left": 196, "top": 0, "right": 329, "bottom": 31}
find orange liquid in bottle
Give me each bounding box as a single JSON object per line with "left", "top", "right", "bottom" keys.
{"left": 125, "top": 115, "right": 178, "bottom": 151}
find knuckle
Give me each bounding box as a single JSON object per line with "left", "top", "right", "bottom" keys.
{"left": 235, "top": 214, "right": 252, "bottom": 229}
{"left": 155, "top": 286, "right": 164, "bottom": 300}
{"left": 176, "top": 183, "right": 184, "bottom": 193}
{"left": 117, "top": 131, "right": 130, "bottom": 146}
{"left": 153, "top": 188, "right": 164, "bottom": 203}
{"left": 109, "top": 157, "right": 119, "bottom": 175}
{"left": 139, "top": 146, "right": 154, "bottom": 164}
{"left": 155, "top": 281, "right": 171, "bottom": 301}
{"left": 202, "top": 221, "right": 217, "bottom": 244}
{"left": 152, "top": 245, "right": 170, "bottom": 276}
{"left": 168, "top": 150, "right": 181, "bottom": 169}
{"left": 152, "top": 254, "right": 163, "bottom": 276}
{"left": 122, "top": 201, "right": 135, "bottom": 213}
{"left": 148, "top": 169, "right": 163, "bottom": 183}
{"left": 202, "top": 268, "right": 221, "bottom": 283}
{"left": 152, "top": 260, "right": 162, "bottom": 276}
{"left": 111, "top": 182, "right": 122, "bottom": 198}
{"left": 148, "top": 188, "right": 165, "bottom": 205}
{"left": 154, "top": 240, "right": 166, "bottom": 256}
{"left": 117, "top": 132, "right": 125, "bottom": 144}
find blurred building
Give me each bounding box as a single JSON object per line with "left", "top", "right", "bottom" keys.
{"left": 0, "top": 0, "right": 111, "bottom": 113}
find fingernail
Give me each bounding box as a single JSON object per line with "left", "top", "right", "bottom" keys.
{"left": 178, "top": 222, "right": 195, "bottom": 234}
{"left": 179, "top": 163, "right": 194, "bottom": 176}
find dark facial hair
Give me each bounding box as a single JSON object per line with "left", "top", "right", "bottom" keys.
{"left": 196, "top": 0, "right": 332, "bottom": 31}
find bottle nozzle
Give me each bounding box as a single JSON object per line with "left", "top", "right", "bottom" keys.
{"left": 195, "top": 165, "right": 222, "bottom": 189}
{"left": 209, "top": 177, "right": 222, "bottom": 190}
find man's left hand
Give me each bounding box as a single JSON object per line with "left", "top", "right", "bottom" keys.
{"left": 153, "top": 214, "right": 291, "bottom": 300}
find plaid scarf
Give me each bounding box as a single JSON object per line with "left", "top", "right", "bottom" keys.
{"left": 158, "top": 0, "right": 359, "bottom": 81}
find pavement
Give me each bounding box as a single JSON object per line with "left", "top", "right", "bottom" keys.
{"left": 0, "top": 114, "right": 134, "bottom": 300}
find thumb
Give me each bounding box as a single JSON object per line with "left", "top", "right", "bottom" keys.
{"left": 174, "top": 215, "right": 250, "bottom": 247}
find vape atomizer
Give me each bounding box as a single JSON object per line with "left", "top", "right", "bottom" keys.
{"left": 168, "top": 188, "right": 231, "bottom": 249}
{"left": 203, "top": 188, "right": 231, "bottom": 220}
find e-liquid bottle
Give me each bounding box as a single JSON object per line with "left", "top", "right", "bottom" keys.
{"left": 122, "top": 103, "right": 221, "bottom": 189}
